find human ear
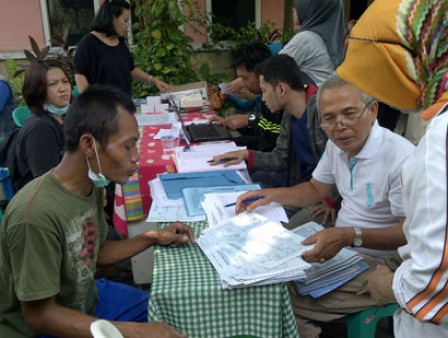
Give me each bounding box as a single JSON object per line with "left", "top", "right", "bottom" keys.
{"left": 79, "top": 134, "right": 95, "bottom": 158}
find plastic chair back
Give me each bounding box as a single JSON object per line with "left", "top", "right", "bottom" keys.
{"left": 72, "top": 85, "right": 79, "bottom": 98}
{"left": 346, "top": 303, "right": 399, "bottom": 338}
{"left": 12, "top": 106, "right": 31, "bottom": 127}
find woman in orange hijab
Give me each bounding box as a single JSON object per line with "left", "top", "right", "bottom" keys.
{"left": 337, "top": 1, "right": 448, "bottom": 336}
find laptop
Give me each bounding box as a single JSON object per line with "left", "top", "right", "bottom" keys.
{"left": 167, "top": 95, "right": 233, "bottom": 144}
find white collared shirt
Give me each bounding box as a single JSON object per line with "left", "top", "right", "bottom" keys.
{"left": 313, "top": 121, "right": 415, "bottom": 260}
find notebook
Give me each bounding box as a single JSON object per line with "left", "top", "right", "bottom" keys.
{"left": 167, "top": 95, "right": 233, "bottom": 143}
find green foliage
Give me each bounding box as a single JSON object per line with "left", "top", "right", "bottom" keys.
{"left": 5, "top": 59, "right": 25, "bottom": 106}
{"left": 197, "top": 63, "right": 230, "bottom": 85}
{"left": 132, "top": 0, "right": 199, "bottom": 97}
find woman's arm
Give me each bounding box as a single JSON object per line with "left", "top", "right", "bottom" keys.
{"left": 74, "top": 74, "right": 89, "bottom": 94}
{"left": 131, "top": 67, "right": 171, "bottom": 93}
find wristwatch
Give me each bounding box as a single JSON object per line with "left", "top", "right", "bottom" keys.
{"left": 247, "top": 113, "right": 258, "bottom": 128}
{"left": 353, "top": 227, "right": 363, "bottom": 247}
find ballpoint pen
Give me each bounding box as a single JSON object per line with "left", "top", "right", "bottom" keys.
{"left": 224, "top": 195, "right": 266, "bottom": 208}
{"left": 207, "top": 157, "right": 238, "bottom": 163}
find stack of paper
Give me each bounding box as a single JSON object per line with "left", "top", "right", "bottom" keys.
{"left": 290, "top": 222, "right": 370, "bottom": 298}
{"left": 197, "top": 218, "right": 369, "bottom": 294}
{"left": 182, "top": 184, "right": 261, "bottom": 217}
{"left": 201, "top": 191, "right": 288, "bottom": 227}
{"left": 197, "top": 212, "right": 311, "bottom": 289}
{"left": 174, "top": 141, "right": 247, "bottom": 173}
{"left": 135, "top": 112, "right": 176, "bottom": 126}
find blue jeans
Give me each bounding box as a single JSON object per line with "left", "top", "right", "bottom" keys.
{"left": 39, "top": 278, "right": 149, "bottom": 337}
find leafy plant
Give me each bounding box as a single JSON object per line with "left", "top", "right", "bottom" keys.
{"left": 5, "top": 59, "right": 25, "bottom": 106}
{"left": 131, "top": 0, "right": 199, "bottom": 97}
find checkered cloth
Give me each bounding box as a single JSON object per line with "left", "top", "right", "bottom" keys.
{"left": 148, "top": 221, "right": 299, "bottom": 338}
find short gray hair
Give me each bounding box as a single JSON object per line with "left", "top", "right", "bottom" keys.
{"left": 317, "top": 74, "right": 375, "bottom": 113}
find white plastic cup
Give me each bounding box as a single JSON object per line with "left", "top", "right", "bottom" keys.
{"left": 160, "top": 135, "right": 177, "bottom": 155}
{"left": 90, "top": 320, "right": 124, "bottom": 338}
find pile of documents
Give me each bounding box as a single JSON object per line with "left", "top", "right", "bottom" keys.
{"left": 173, "top": 141, "right": 247, "bottom": 173}
{"left": 200, "top": 191, "right": 288, "bottom": 227}
{"left": 290, "top": 222, "right": 370, "bottom": 298}
{"left": 147, "top": 140, "right": 257, "bottom": 222}
{"left": 197, "top": 218, "right": 369, "bottom": 296}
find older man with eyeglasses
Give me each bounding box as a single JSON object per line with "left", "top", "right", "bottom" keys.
{"left": 235, "top": 74, "right": 415, "bottom": 338}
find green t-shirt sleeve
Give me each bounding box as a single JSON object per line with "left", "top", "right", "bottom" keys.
{"left": 8, "top": 222, "right": 61, "bottom": 302}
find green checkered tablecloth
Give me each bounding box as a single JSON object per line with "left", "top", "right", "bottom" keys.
{"left": 148, "top": 221, "right": 299, "bottom": 338}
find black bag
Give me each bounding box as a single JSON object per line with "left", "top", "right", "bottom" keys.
{"left": 0, "top": 127, "right": 20, "bottom": 168}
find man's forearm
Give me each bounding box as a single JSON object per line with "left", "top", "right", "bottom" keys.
{"left": 360, "top": 222, "right": 406, "bottom": 250}
{"left": 98, "top": 231, "right": 158, "bottom": 265}
{"left": 272, "top": 181, "right": 330, "bottom": 208}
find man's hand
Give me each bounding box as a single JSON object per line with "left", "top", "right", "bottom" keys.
{"left": 207, "top": 114, "right": 248, "bottom": 130}
{"left": 235, "top": 188, "right": 278, "bottom": 214}
{"left": 301, "top": 227, "right": 354, "bottom": 262}
{"left": 309, "top": 202, "right": 337, "bottom": 226}
{"left": 227, "top": 77, "right": 245, "bottom": 94}
{"left": 224, "top": 115, "right": 249, "bottom": 130}
{"left": 154, "top": 221, "right": 195, "bottom": 247}
{"left": 209, "top": 150, "right": 248, "bottom": 167}
{"left": 208, "top": 115, "right": 226, "bottom": 126}
{"left": 367, "top": 265, "right": 396, "bottom": 306}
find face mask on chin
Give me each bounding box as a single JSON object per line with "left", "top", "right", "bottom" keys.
{"left": 44, "top": 102, "right": 70, "bottom": 116}
{"left": 86, "top": 138, "right": 111, "bottom": 188}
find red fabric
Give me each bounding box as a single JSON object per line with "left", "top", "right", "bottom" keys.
{"left": 247, "top": 150, "right": 255, "bottom": 168}
{"left": 113, "top": 112, "right": 215, "bottom": 234}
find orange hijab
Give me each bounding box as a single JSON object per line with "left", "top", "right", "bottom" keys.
{"left": 337, "top": 0, "right": 448, "bottom": 119}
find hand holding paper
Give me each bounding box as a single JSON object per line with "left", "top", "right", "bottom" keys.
{"left": 301, "top": 227, "right": 355, "bottom": 263}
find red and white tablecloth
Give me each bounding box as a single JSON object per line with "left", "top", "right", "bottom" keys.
{"left": 113, "top": 112, "right": 215, "bottom": 235}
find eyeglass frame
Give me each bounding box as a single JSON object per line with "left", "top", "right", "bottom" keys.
{"left": 319, "top": 101, "right": 374, "bottom": 130}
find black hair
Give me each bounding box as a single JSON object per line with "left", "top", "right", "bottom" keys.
{"left": 231, "top": 41, "right": 272, "bottom": 71}
{"left": 255, "top": 54, "right": 305, "bottom": 91}
{"left": 23, "top": 59, "right": 72, "bottom": 116}
{"left": 91, "top": 0, "right": 130, "bottom": 37}
{"left": 64, "top": 84, "right": 136, "bottom": 152}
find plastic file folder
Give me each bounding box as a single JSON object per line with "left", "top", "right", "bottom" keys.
{"left": 159, "top": 170, "right": 246, "bottom": 199}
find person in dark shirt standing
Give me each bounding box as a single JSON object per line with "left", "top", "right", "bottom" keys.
{"left": 74, "top": 0, "right": 170, "bottom": 96}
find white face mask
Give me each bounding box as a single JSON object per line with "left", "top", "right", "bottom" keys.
{"left": 86, "top": 138, "right": 111, "bottom": 188}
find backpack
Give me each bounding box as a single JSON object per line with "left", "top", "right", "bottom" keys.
{"left": 0, "top": 127, "right": 20, "bottom": 168}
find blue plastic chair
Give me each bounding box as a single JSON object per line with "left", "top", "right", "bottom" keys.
{"left": 12, "top": 106, "right": 31, "bottom": 127}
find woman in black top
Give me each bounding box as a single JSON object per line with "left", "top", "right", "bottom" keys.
{"left": 74, "top": 0, "right": 170, "bottom": 95}
{"left": 11, "top": 59, "right": 70, "bottom": 192}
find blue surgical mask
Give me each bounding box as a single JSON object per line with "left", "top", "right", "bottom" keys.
{"left": 86, "top": 138, "right": 111, "bottom": 188}
{"left": 44, "top": 102, "right": 70, "bottom": 116}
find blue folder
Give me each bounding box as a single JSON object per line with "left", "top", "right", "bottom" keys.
{"left": 159, "top": 170, "right": 246, "bottom": 199}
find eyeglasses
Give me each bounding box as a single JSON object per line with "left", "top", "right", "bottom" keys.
{"left": 319, "top": 103, "right": 372, "bottom": 130}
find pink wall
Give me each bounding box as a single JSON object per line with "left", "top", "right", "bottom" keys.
{"left": 262, "top": 0, "right": 284, "bottom": 28}
{"left": 0, "top": 0, "right": 46, "bottom": 53}
{"left": 0, "top": 0, "right": 286, "bottom": 53}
